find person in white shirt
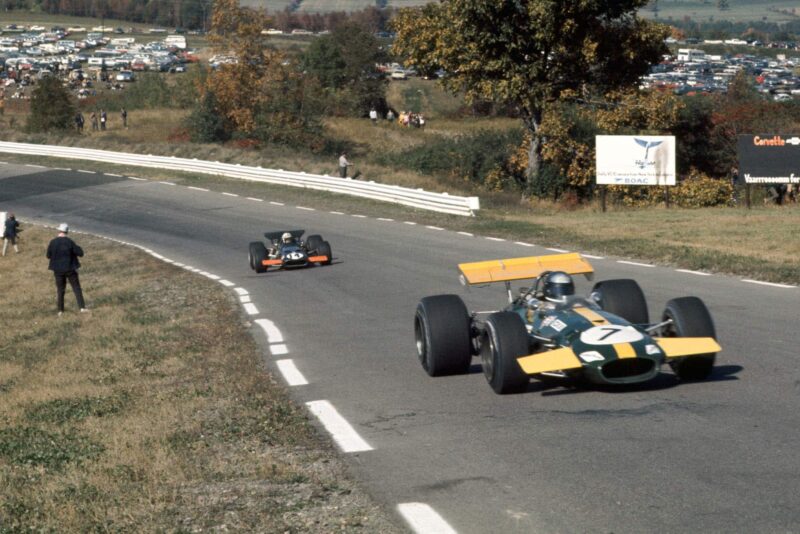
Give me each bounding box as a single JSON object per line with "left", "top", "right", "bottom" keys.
{"left": 338, "top": 153, "right": 351, "bottom": 178}
{"left": 369, "top": 108, "right": 378, "bottom": 125}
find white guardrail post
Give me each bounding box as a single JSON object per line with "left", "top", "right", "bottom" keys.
{"left": 0, "top": 142, "right": 480, "bottom": 217}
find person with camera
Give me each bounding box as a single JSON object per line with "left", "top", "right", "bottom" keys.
{"left": 2, "top": 212, "right": 20, "bottom": 256}
{"left": 46, "top": 223, "right": 88, "bottom": 316}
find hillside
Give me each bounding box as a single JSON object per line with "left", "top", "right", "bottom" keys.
{"left": 248, "top": 0, "right": 799, "bottom": 22}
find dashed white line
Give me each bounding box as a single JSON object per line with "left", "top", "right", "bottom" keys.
{"left": 486, "top": 237, "right": 506, "bottom": 242}
{"left": 276, "top": 359, "right": 308, "bottom": 386}
{"left": 150, "top": 253, "right": 165, "bottom": 260}
{"left": 296, "top": 206, "right": 315, "bottom": 211}
{"left": 105, "top": 173, "right": 122, "bottom": 177}
{"left": 128, "top": 176, "right": 146, "bottom": 181}
{"left": 458, "top": 231, "right": 474, "bottom": 237}
{"left": 352, "top": 214, "right": 367, "bottom": 218}
{"left": 617, "top": 260, "right": 655, "bottom": 268}
{"left": 239, "top": 295, "right": 251, "bottom": 303}
{"left": 218, "top": 279, "right": 235, "bottom": 287}
{"left": 676, "top": 268, "right": 712, "bottom": 276}
{"left": 222, "top": 192, "right": 238, "bottom": 197}
{"left": 305, "top": 400, "right": 373, "bottom": 453}
{"left": 159, "top": 181, "right": 176, "bottom": 186}
{"left": 582, "top": 254, "right": 604, "bottom": 260}
{"left": 254, "top": 318, "right": 283, "bottom": 343}
{"left": 0, "top": 161, "right": 7, "bottom": 165}
{"left": 515, "top": 241, "right": 534, "bottom": 247}
{"left": 77, "top": 169, "right": 96, "bottom": 174}
{"left": 426, "top": 225, "right": 444, "bottom": 231}
{"left": 243, "top": 303, "right": 259, "bottom": 315}
{"left": 270, "top": 201, "right": 285, "bottom": 206}
{"left": 246, "top": 197, "right": 263, "bottom": 202}
{"left": 377, "top": 217, "right": 394, "bottom": 222}
{"left": 397, "top": 503, "right": 458, "bottom": 534}
{"left": 25, "top": 164, "right": 46, "bottom": 169}
{"left": 203, "top": 273, "right": 221, "bottom": 280}
{"left": 546, "top": 247, "right": 569, "bottom": 253}
{"left": 173, "top": 262, "right": 185, "bottom": 267}
{"left": 269, "top": 344, "right": 289, "bottom": 356}
{"left": 54, "top": 167, "right": 71, "bottom": 171}
{"left": 742, "top": 279, "right": 796, "bottom": 289}
{"left": 330, "top": 211, "right": 345, "bottom": 215}
{"left": 234, "top": 287, "right": 249, "bottom": 296}
{"left": 188, "top": 186, "right": 209, "bottom": 192}
{"left": 404, "top": 221, "right": 417, "bottom": 225}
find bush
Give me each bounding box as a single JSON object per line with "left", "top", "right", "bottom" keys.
{"left": 609, "top": 169, "right": 733, "bottom": 207}
{"left": 376, "top": 128, "right": 524, "bottom": 189}
{"left": 185, "top": 91, "right": 230, "bottom": 142}
{"left": 26, "top": 76, "right": 75, "bottom": 133}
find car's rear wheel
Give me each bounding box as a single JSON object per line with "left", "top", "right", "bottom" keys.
{"left": 591, "top": 279, "right": 649, "bottom": 324}
{"left": 662, "top": 297, "right": 717, "bottom": 381}
{"left": 249, "top": 242, "right": 268, "bottom": 274}
{"left": 480, "top": 312, "right": 530, "bottom": 394}
{"left": 414, "top": 295, "right": 472, "bottom": 376}
{"left": 305, "top": 234, "right": 323, "bottom": 252}
{"left": 317, "top": 241, "right": 332, "bottom": 265}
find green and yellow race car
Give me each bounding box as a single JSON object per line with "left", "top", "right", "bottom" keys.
{"left": 414, "top": 253, "right": 722, "bottom": 394}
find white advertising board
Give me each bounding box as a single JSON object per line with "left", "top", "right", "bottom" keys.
{"left": 595, "top": 135, "right": 676, "bottom": 186}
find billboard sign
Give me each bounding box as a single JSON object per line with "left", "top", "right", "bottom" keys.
{"left": 737, "top": 135, "right": 800, "bottom": 184}
{"left": 595, "top": 135, "right": 676, "bottom": 186}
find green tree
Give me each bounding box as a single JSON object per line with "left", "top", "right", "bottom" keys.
{"left": 717, "top": 0, "right": 730, "bottom": 11}
{"left": 186, "top": 91, "right": 230, "bottom": 143}
{"left": 27, "top": 76, "right": 75, "bottom": 132}
{"left": 391, "top": 1, "right": 668, "bottom": 188}
{"left": 303, "top": 21, "right": 388, "bottom": 116}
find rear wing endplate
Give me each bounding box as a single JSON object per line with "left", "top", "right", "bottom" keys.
{"left": 458, "top": 253, "right": 594, "bottom": 285}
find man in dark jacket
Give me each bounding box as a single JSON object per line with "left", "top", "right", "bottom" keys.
{"left": 46, "top": 223, "right": 87, "bottom": 315}
{"left": 3, "top": 212, "right": 20, "bottom": 256}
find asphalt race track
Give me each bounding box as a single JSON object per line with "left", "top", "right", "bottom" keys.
{"left": 3, "top": 163, "right": 799, "bottom": 533}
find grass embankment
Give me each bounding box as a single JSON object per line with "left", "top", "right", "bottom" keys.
{"left": 0, "top": 227, "right": 398, "bottom": 532}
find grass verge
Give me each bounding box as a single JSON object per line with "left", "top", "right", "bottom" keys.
{"left": 0, "top": 227, "right": 399, "bottom": 532}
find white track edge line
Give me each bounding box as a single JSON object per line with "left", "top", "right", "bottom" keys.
{"left": 275, "top": 359, "right": 308, "bottom": 386}
{"left": 305, "top": 400, "right": 373, "bottom": 453}
{"left": 397, "top": 503, "right": 458, "bottom": 534}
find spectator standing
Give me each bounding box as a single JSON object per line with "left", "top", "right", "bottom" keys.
{"left": 338, "top": 153, "right": 351, "bottom": 178}
{"left": 369, "top": 108, "right": 378, "bottom": 125}
{"left": 90, "top": 111, "right": 99, "bottom": 131}
{"left": 2, "top": 212, "right": 20, "bottom": 256}
{"left": 419, "top": 114, "right": 426, "bottom": 130}
{"left": 75, "top": 112, "right": 85, "bottom": 133}
{"left": 386, "top": 109, "right": 394, "bottom": 122}
{"left": 121, "top": 107, "right": 128, "bottom": 128}
{"left": 46, "top": 223, "right": 87, "bottom": 315}
{"left": 100, "top": 110, "right": 107, "bottom": 131}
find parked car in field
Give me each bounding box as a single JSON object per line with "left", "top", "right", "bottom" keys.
{"left": 115, "top": 70, "right": 134, "bottom": 82}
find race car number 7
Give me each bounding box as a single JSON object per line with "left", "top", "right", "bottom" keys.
{"left": 579, "top": 325, "right": 644, "bottom": 345}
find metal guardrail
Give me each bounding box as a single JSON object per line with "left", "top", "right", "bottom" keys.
{"left": 0, "top": 142, "right": 481, "bottom": 216}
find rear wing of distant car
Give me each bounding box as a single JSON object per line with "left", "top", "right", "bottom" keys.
{"left": 458, "top": 253, "right": 594, "bottom": 285}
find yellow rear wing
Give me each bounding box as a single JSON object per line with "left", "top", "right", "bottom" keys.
{"left": 458, "top": 253, "right": 594, "bottom": 285}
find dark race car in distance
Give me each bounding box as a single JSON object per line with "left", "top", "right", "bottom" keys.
{"left": 414, "top": 253, "right": 722, "bottom": 394}
{"left": 248, "top": 230, "right": 332, "bottom": 273}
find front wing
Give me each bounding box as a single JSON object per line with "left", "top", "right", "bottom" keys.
{"left": 516, "top": 337, "right": 722, "bottom": 375}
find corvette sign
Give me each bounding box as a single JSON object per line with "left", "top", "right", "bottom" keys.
{"left": 737, "top": 135, "right": 800, "bottom": 184}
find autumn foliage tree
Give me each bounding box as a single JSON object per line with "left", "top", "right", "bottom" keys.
{"left": 193, "top": 0, "right": 323, "bottom": 147}
{"left": 391, "top": 0, "right": 669, "bottom": 189}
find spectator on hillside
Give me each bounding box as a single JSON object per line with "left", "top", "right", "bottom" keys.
{"left": 74, "top": 112, "right": 84, "bottom": 133}
{"left": 90, "top": 111, "right": 99, "bottom": 131}
{"left": 121, "top": 107, "right": 128, "bottom": 128}
{"left": 386, "top": 109, "right": 394, "bottom": 122}
{"left": 369, "top": 108, "right": 378, "bottom": 125}
{"left": 338, "top": 153, "right": 352, "bottom": 178}
{"left": 100, "top": 110, "right": 107, "bottom": 131}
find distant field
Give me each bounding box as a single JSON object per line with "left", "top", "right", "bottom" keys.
{"left": 640, "top": 0, "right": 800, "bottom": 23}
{"left": 244, "top": 0, "right": 428, "bottom": 12}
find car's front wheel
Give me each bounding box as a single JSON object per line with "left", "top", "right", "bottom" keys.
{"left": 317, "top": 241, "right": 332, "bottom": 265}
{"left": 480, "top": 312, "right": 530, "bottom": 394}
{"left": 249, "top": 242, "right": 268, "bottom": 274}
{"left": 662, "top": 297, "right": 717, "bottom": 381}
{"left": 414, "top": 295, "right": 472, "bottom": 376}
{"left": 305, "top": 234, "right": 323, "bottom": 252}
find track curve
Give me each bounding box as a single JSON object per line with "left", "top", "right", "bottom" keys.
{"left": 3, "top": 163, "right": 799, "bottom": 533}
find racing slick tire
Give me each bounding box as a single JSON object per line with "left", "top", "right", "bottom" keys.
{"left": 414, "top": 295, "right": 472, "bottom": 376}
{"left": 305, "top": 234, "right": 323, "bottom": 252}
{"left": 591, "top": 279, "right": 649, "bottom": 325}
{"left": 317, "top": 241, "right": 333, "bottom": 265}
{"left": 249, "top": 242, "right": 268, "bottom": 274}
{"left": 481, "top": 312, "right": 530, "bottom": 394}
{"left": 662, "top": 297, "right": 717, "bottom": 381}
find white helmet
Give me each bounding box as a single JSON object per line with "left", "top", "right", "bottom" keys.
{"left": 281, "top": 232, "right": 293, "bottom": 243}
{"left": 57, "top": 223, "right": 69, "bottom": 233}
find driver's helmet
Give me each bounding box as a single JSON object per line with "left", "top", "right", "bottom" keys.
{"left": 542, "top": 271, "right": 575, "bottom": 303}
{"left": 281, "top": 232, "right": 293, "bottom": 244}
